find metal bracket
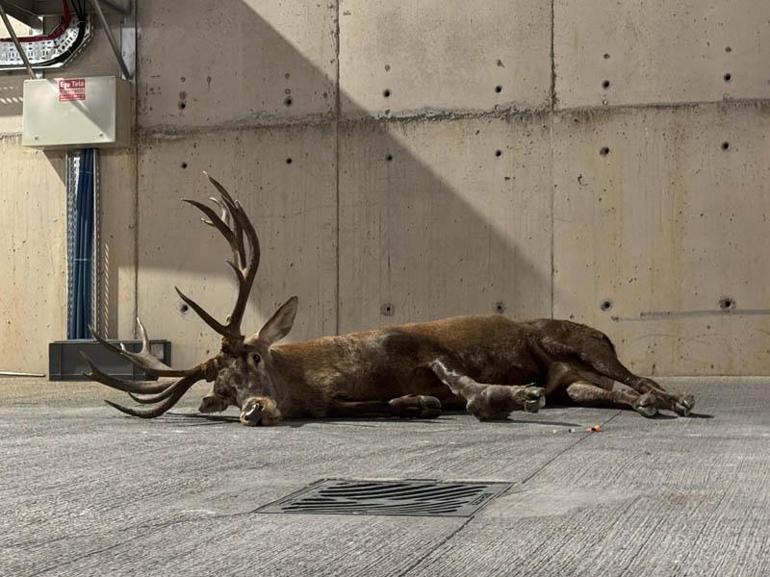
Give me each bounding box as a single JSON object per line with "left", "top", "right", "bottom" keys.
{"left": 88, "top": 0, "right": 130, "bottom": 79}
{"left": 118, "top": 0, "right": 135, "bottom": 79}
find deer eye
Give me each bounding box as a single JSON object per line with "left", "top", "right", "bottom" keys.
{"left": 251, "top": 353, "right": 262, "bottom": 365}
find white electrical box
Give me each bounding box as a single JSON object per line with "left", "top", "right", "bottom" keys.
{"left": 22, "top": 76, "right": 132, "bottom": 149}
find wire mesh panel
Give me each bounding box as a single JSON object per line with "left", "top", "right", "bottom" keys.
{"left": 0, "top": 3, "right": 92, "bottom": 70}
{"left": 66, "top": 152, "right": 79, "bottom": 337}
{"left": 257, "top": 479, "right": 511, "bottom": 518}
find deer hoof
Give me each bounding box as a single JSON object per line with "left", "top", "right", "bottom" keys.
{"left": 633, "top": 392, "right": 658, "bottom": 418}
{"left": 198, "top": 394, "right": 228, "bottom": 414}
{"left": 389, "top": 394, "right": 442, "bottom": 418}
{"left": 418, "top": 395, "right": 442, "bottom": 418}
{"left": 521, "top": 386, "right": 546, "bottom": 413}
{"left": 240, "top": 399, "right": 263, "bottom": 426}
{"left": 674, "top": 395, "right": 695, "bottom": 417}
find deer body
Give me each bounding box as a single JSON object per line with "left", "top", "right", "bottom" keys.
{"left": 268, "top": 315, "right": 541, "bottom": 418}
{"left": 85, "top": 175, "right": 695, "bottom": 425}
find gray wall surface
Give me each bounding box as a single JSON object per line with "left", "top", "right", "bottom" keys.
{"left": 1, "top": 1, "right": 769, "bottom": 375}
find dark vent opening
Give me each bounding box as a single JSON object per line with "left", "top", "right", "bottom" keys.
{"left": 257, "top": 479, "right": 511, "bottom": 518}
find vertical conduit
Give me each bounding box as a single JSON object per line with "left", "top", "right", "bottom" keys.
{"left": 67, "top": 148, "right": 97, "bottom": 339}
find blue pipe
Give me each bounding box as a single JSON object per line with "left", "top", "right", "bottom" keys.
{"left": 67, "top": 148, "right": 94, "bottom": 339}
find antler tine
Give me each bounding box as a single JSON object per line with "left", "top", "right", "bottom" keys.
{"left": 128, "top": 389, "right": 176, "bottom": 404}
{"left": 184, "top": 196, "right": 245, "bottom": 276}
{"left": 86, "top": 322, "right": 208, "bottom": 418}
{"left": 209, "top": 197, "right": 231, "bottom": 228}
{"left": 222, "top": 197, "right": 260, "bottom": 335}
{"left": 136, "top": 318, "right": 152, "bottom": 355}
{"left": 82, "top": 352, "right": 174, "bottom": 394}
{"left": 128, "top": 377, "right": 194, "bottom": 404}
{"left": 104, "top": 374, "right": 200, "bottom": 419}
{"left": 90, "top": 325, "right": 195, "bottom": 378}
{"left": 204, "top": 171, "right": 237, "bottom": 208}
{"left": 182, "top": 199, "right": 237, "bottom": 249}
{"left": 205, "top": 172, "right": 248, "bottom": 270}
{"left": 174, "top": 286, "right": 229, "bottom": 335}
{"left": 175, "top": 174, "right": 261, "bottom": 341}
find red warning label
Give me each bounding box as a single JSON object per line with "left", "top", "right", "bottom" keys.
{"left": 58, "top": 78, "right": 86, "bottom": 102}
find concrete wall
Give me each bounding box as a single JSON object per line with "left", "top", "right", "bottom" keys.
{"left": 1, "top": 1, "right": 769, "bottom": 375}
{"left": 0, "top": 14, "right": 128, "bottom": 372}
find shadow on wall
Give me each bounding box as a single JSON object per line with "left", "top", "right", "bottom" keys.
{"left": 0, "top": 75, "right": 23, "bottom": 118}
{"left": 133, "top": 0, "right": 552, "bottom": 362}
{"left": 2, "top": 1, "right": 553, "bottom": 369}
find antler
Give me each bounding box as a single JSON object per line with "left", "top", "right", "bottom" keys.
{"left": 85, "top": 173, "right": 258, "bottom": 418}
{"left": 83, "top": 317, "right": 209, "bottom": 418}
{"left": 177, "top": 172, "right": 260, "bottom": 344}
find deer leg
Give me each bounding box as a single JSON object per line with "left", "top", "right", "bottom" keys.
{"left": 429, "top": 359, "right": 545, "bottom": 421}
{"left": 199, "top": 393, "right": 229, "bottom": 414}
{"left": 389, "top": 395, "right": 442, "bottom": 418}
{"left": 546, "top": 361, "right": 658, "bottom": 417}
{"left": 565, "top": 382, "right": 658, "bottom": 417}
{"left": 544, "top": 361, "right": 618, "bottom": 393}
{"left": 581, "top": 355, "right": 694, "bottom": 416}
{"left": 330, "top": 396, "right": 442, "bottom": 419}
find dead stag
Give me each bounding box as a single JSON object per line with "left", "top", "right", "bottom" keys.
{"left": 84, "top": 175, "right": 695, "bottom": 425}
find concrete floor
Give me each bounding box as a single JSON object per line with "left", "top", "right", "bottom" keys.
{"left": 1, "top": 377, "right": 769, "bottom": 577}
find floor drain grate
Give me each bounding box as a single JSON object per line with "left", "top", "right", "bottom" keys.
{"left": 257, "top": 479, "right": 511, "bottom": 517}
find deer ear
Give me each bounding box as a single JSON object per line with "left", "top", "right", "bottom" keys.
{"left": 258, "top": 296, "right": 298, "bottom": 345}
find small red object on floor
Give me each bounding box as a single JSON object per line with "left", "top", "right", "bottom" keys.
{"left": 587, "top": 424, "right": 602, "bottom": 433}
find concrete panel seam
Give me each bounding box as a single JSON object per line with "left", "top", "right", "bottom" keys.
{"left": 548, "top": 110, "right": 555, "bottom": 319}
{"left": 137, "top": 112, "right": 338, "bottom": 141}
{"left": 131, "top": 1, "right": 140, "bottom": 339}
{"left": 550, "top": 0, "right": 556, "bottom": 110}
{"left": 137, "top": 96, "right": 770, "bottom": 141}
{"left": 341, "top": 103, "right": 552, "bottom": 123}
{"left": 334, "top": 0, "right": 341, "bottom": 336}
{"left": 556, "top": 97, "right": 770, "bottom": 115}
{"left": 613, "top": 309, "right": 770, "bottom": 322}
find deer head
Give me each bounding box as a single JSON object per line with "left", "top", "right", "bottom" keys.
{"left": 83, "top": 173, "right": 297, "bottom": 425}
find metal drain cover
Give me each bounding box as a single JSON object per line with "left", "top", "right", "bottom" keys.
{"left": 257, "top": 479, "right": 511, "bottom": 517}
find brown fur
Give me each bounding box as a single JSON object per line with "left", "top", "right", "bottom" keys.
{"left": 216, "top": 312, "right": 694, "bottom": 424}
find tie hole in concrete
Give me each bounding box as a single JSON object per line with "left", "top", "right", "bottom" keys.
{"left": 719, "top": 297, "right": 736, "bottom": 311}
